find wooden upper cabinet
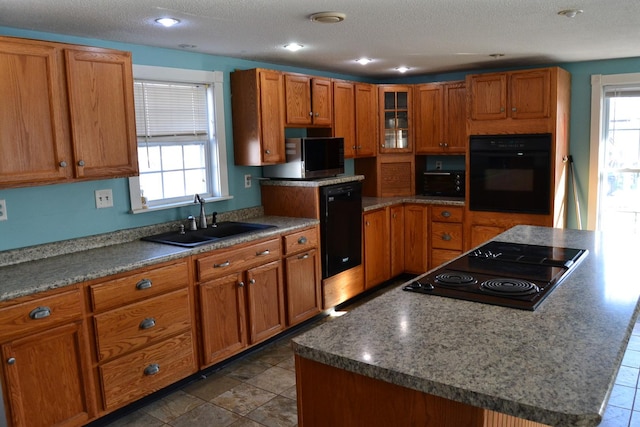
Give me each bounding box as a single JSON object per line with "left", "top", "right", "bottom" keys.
{"left": 443, "top": 82, "right": 468, "bottom": 152}
{"left": 0, "top": 37, "right": 72, "bottom": 187}
{"left": 0, "top": 36, "right": 138, "bottom": 188}
{"left": 378, "top": 85, "right": 413, "bottom": 154}
{"left": 468, "top": 68, "right": 552, "bottom": 123}
{"left": 332, "top": 80, "right": 357, "bottom": 158}
{"left": 65, "top": 47, "right": 138, "bottom": 179}
{"left": 231, "top": 68, "right": 286, "bottom": 165}
{"left": 284, "top": 73, "right": 332, "bottom": 127}
{"left": 354, "top": 83, "right": 378, "bottom": 157}
{"left": 414, "top": 83, "right": 443, "bottom": 154}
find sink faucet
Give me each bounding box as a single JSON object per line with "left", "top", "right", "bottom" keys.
{"left": 194, "top": 194, "right": 207, "bottom": 229}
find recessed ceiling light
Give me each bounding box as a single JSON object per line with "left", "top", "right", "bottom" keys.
{"left": 284, "top": 43, "right": 304, "bottom": 52}
{"left": 155, "top": 17, "right": 180, "bottom": 27}
{"left": 396, "top": 66, "right": 410, "bottom": 73}
{"left": 558, "top": 9, "right": 583, "bottom": 18}
{"left": 356, "top": 58, "right": 372, "bottom": 65}
{"left": 309, "top": 12, "right": 346, "bottom": 23}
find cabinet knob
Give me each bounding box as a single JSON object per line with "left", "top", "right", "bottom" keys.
{"left": 77, "top": 160, "right": 85, "bottom": 166}
{"left": 139, "top": 317, "right": 156, "bottom": 330}
{"left": 365, "top": 221, "right": 370, "bottom": 226}
{"left": 265, "top": 149, "right": 271, "bottom": 155}
{"left": 136, "top": 278, "right": 152, "bottom": 290}
{"left": 29, "top": 306, "right": 51, "bottom": 320}
{"left": 249, "top": 279, "right": 256, "bottom": 285}
{"left": 512, "top": 107, "right": 517, "bottom": 112}
{"left": 443, "top": 142, "right": 448, "bottom": 147}
{"left": 357, "top": 145, "right": 362, "bottom": 149}
{"left": 500, "top": 107, "right": 505, "bottom": 112}
{"left": 441, "top": 210, "right": 451, "bottom": 218}
{"left": 7, "top": 357, "right": 15, "bottom": 365}
{"left": 298, "top": 236, "right": 308, "bottom": 244}
{"left": 315, "top": 112, "right": 319, "bottom": 117}
{"left": 441, "top": 233, "right": 452, "bottom": 241}
{"left": 238, "top": 281, "right": 245, "bottom": 287}
{"left": 143, "top": 363, "right": 160, "bottom": 376}
{"left": 309, "top": 111, "right": 313, "bottom": 116}
{"left": 59, "top": 161, "right": 68, "bottom": 168}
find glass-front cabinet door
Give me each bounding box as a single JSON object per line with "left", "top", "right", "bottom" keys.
{"left": 379, "top": 85, "right": 413, "bottom": 153}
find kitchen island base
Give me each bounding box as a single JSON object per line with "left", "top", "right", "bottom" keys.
{"left": 295, "top": 355, "right": 548, "bottom": 427}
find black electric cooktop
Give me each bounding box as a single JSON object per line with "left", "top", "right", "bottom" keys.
{"left": 403, "top": 241, "right": 588, "bottom": 310}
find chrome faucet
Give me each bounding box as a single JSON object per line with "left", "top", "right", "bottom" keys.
{"left": 194, "top": 194, "right": 207, "bottom": 229}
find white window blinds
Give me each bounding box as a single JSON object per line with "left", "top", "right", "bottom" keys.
{"left": 134, "top": 81, "right": 209, "bottom": 141}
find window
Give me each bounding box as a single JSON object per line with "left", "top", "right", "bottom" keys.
{"left": 128, "top": 65, "right": 229, "bottom": 212}
{"left": 589, "top": 73, "right": 640, "bottom": 232}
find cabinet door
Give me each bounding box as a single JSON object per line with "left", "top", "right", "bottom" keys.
{"left": 390, "top": 205, "right": 405, "bottom": 277}
{"left": 354, "top": 83, "right": 378, "bottom": 157}
{"left": 468, "top": 73, "right": 507, "bottom": 121}
{"left": 246, "top": 260, "right": 285, "bottom": 344}
{"left": 509, "top": 69, "right": 551, "bottom": 120}
{"left": 404, "top": 204, "right": 429, "bottom": 274}
{"left": 284, "top": 74, "right": 312, "bottom": 125}
{"left": 363, "top": 208, "right": 390, "bottom": 289}
{"left": 443, "top": 82, "right": 467, "bottom": 152}
{"left": 0, "top": 38, "right": 72, "bottom": 187}
{"left": 285, "top": 248, "right": 321, "bottom": 326}
{"left": 65, "top": 48, "right": 138, "bottom": 179}
{"left": 333, "top": 80, "right": 356, "bottom": 158}
{"left": 1, "top": 322, "right": 94, "bottom": 427}
{"left": 199, "top": 272, "right": 247, "bottom": 366}
{"left": 414, "top": 83, "right": 443, "bottom": 154}
{"left": 379, "top": 85, "right": 413, "bottom": 153}
{"left": 311, "top": 77, "right": 333, "bottom": 126}
{"left": 258, "top": 70, "right": 286, "bottom": 164}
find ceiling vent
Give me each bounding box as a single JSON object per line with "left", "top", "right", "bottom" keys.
{"left": 309, "top": 12, "right": 346, "bottom": 23}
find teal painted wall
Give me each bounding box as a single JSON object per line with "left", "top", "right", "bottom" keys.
{"left": 0, "top": 26, "right": 639, "bottom": 251}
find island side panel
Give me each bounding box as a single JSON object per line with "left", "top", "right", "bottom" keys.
{"left": 295, "top": 355, "right": 550, "bottom": 427}
{"left": 295, "top": 355, "right": 484, "bottom": 427}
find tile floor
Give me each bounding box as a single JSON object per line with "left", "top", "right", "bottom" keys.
{"left": 95, "top": 282, "right": 640, "bottom": 427}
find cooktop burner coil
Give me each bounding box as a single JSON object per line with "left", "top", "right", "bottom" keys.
{"left": 434, "top": 272, "right": 477, "bottom": 286}
{"left": 480, "top": 278, "right": 539, "bottom": 296}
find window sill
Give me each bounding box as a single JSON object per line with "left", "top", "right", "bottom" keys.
{"left": 130, "top": 195, "right": 234, "bottom": 214}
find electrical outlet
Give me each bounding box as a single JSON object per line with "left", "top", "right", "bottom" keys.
{"left": 0, "top": 199, "right": 7, "bottom": 221}
{"left": 244, "top": 174, "right": 252, "bottom": 188}
{"left": 435, "top": 161, "right": 443, "bottom": 170}
{"left": 95, "top": 189, "right": 114, "bottom": 209}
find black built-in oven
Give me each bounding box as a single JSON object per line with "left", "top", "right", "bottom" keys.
{"left": 469, "top": 134, "right": 552, "bottom": 214}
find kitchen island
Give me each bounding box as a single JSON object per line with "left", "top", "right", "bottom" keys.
{"left": 292, "top": 225, "right": 640, "bottom": 427}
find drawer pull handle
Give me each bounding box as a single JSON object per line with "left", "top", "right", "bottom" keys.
{"left": 298, "top": 253, "right": 310, "bottom": 260}
{"left": 144, "top": 363, "right": 160, "bottom": 376}
{"left": 7, "top": 357, "right": 16, "bottom": 365}
{"left": 214, "top": 261, "right": 230, "bottom": 268}
{"left": 298, "top": 236, "right": 308, "bottom": 244}
{"left": 441, "top": 233, "right": 452, "bottom": 241}
{"left": 136, "top": 279, "right": 152, "bottom": 290}
{"left": 29, "top": 306, "right": 51, "bottom": 320}
{"left": 256, "top": 249, "right": 270, "bottom": 256}
{"left": 139, "top": 318, "right": 156, "bottom": 330}
{"left": 441, "top": 211, "right": 451, "bottom": 218}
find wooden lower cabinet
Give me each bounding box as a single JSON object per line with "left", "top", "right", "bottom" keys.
{"left": 295, "top": 356, "right": 549, "bottom": 427}
{"left": 404, "top": 204, "right": 429, "bottom": 274}
{"left": 363, "top": 208, "right": 391, "bottom": 289}
{"left": 390, "top": 205, "right": 405, "bottom": 277}
{"left": 430, "top": 205, "right": 464, "bottom": 267}
{"left": 246, "top": 261, "right": 286, "bottom": 344}
{"left": 466, "top": 210, "right": 551, "bottom": 249}
{"left": 0, "top": 289, "right": 96, "bottom": 427}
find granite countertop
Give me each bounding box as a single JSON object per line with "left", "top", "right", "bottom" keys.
{"left": 0, "top": 215, "right": 318, "bottom": 302}
{"left": 292, "top": 225, "right": 640, "bottom": 427}
{"left": 362, "top": 195, "right": 464, "bottom": 211}
{"left": 259, "top": 174, "right": 365, "bottom": 187}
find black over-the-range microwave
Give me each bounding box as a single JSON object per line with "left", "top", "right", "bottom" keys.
{"left": 422, "top": 171, "right": 465, "bottom": 197}
{"left": 263, "top": 137, "right": 345, "bottom": 180}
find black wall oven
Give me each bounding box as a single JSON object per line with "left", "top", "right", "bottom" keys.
{"left": 469, "top": 134, "right": 552, "bottom": 214}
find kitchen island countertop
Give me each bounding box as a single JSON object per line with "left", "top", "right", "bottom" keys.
{"left": 292, "top": 225, "right": 640, "bottom": 427}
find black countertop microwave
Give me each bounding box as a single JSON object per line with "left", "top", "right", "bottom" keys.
{"left": 263, "top": 137, "right": 344, "bottom": 180}
{"left": 422, "top": 170, "right": 465, "bottom": 197}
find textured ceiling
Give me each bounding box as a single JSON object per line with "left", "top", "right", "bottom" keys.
{"left": 1, "top": 0, "right": 639, "bottom": 78}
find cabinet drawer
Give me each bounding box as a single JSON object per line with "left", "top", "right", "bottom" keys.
{"left": 94, "top": 288, "right": 191, "bottom": 361}
{"left": 196, "top": 238, "right": 281, "bottom": 282}
{"left": 283, "top": 227, "right": 318, "bottom": 255}
{"left": 431, "top": 222, "right": 463, "bottom": 250}
{"left": 0, "top": 289, "right": 82, "bottom": 342}
{"left": 90, "top": 261, "right": 189, "bottom": 312}
{"left": 430, "top": 206, "right": 463, "bottom": 223}
{"left": 99, "top": 330, "right": 196, "bottom": 410}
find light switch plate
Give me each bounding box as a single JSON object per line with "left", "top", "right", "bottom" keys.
{"left": 0, "top": 199, "right": 7, "bottom": 221}
{"left": 95, "top": 189, "right": 114, "bottom": 209}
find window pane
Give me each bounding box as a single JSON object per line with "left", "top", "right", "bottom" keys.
{"left": 140, "top": 173, "right": 163, "bottom": 201}
{"left": 163, "top": 171, "right": 186, "bottom": 199}
{"left": 184, "top": 144, "right": 206, "bottom": 169}
{"left": 185, "top": 169, "right": 207, "bottom": 194}
{"left": 138, "top": 145, "right": 162, "bottom": 172}
{"left": 161, "top": 145, "right": 185, "bottom": 171}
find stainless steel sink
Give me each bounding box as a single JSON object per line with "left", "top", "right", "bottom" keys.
{"left": 142, "top": 221, "right": 276, "bottom": 247}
